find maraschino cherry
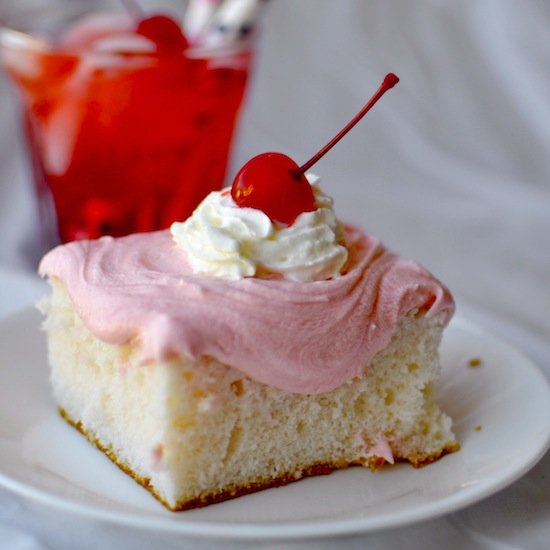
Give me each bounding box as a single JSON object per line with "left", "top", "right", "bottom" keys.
{"left": 231, "top": 73, "right": 399, "bottom": 225}
{"left": 137, "top": 15, "right": 189, "bottom": 52}
{"left": 122, "top": 0, "right": 189, "bottom": 52}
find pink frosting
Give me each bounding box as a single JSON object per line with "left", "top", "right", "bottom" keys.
{"left": 38, "top": 226, "right": 454, "bottom": 394}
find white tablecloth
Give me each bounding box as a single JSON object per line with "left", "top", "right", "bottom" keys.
{"left": 1, "top": 1, "right": 549, "bottom": 548}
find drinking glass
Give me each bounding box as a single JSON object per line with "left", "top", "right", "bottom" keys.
{"left": 0, "top": 0, "right": 251, "bottom": 242}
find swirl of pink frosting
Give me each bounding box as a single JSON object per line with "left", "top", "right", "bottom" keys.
{"left": 38, "top": 226, "right": 454, "bottom": 394}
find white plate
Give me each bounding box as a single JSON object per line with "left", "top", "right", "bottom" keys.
{"left": 0, "top": 308, "right": 549, "bottom": 541}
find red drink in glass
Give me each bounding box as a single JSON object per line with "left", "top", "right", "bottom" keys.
{"left": 1, "top": 9, "right": 250, "bottom": 242}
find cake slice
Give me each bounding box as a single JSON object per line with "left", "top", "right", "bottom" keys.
{"left": 38, "top": 220, "right": 458, "bottom": 511}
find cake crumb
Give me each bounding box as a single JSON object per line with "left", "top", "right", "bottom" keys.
{"left": 230, "top": 379, "right": 244, "bottom": 396}
{"left": 468, "top": 357, "right": 483, "bottom": 368}
{"left": 474, "top": 425, "right": 482, "bottom": 431}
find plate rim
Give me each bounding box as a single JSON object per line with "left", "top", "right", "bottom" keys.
{"left": 0, "top": 308, "right": 549, "bottom": 540}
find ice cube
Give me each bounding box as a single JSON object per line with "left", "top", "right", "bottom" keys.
{"left": 60, "top": 12, "right": 135, "bottom": 50}
{"left": 41, "top": 97, "right": 83, "bottom": 176}
{"left": 91, "top": 34, "right": 157, "bottom": 54}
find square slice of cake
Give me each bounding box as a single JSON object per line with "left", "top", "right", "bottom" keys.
{"left": 38, "top": 222, "right": 458, "bottom": 511}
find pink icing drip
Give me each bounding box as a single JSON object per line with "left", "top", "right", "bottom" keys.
{"left": 365, "top": 436, "right": 395, "bottom": 465}
{"left": 38, "top": 226, "right": 454, "bottom": 394}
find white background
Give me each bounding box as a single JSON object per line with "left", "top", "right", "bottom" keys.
{"left": 0, "top": 1, "right": 549, "bottom": 548}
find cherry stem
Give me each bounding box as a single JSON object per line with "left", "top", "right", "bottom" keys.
{"left": 292, "top": 73, "right": 399, "bottom": 178}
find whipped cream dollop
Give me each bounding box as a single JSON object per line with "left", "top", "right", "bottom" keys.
{"left": 170, "top": 175, "right": 348, "bottom": 282}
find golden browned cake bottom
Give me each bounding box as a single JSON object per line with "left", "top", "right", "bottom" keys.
{"left": 43, "top": 280, "right": 459, "bottom": 511}
{"left": 60, "top": 407, "right": 459, "bottom": 511}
